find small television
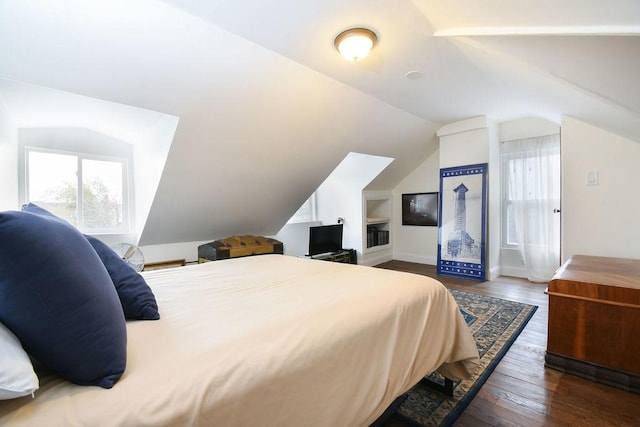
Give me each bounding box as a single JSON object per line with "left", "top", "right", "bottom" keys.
{"left": 308, "top": 224, "right": 343, "bottom": 256}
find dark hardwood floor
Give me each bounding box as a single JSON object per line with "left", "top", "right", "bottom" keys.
{"left": 375, "top": 260, "right": 640, "bottom": 427}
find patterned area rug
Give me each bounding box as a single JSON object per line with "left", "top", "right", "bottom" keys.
{"left": 383, "top": 289, "right": 537, "bottom": 427}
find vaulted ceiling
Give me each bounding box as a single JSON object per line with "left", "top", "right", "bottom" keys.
{"left": 1, "top": 0, "right": 638, "bottom": 245}
{"left": 166, "top": 0, "right": 639, "bottom": 138}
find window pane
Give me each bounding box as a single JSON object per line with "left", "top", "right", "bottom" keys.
{"left": 502, "top": 147, "right": 560, "bottom": 248}
{"left": 506, "top": 203, "right": 518, "bottom": 246}
{"left": 27, "top": 151, "right": 78, "bottom": 226}
{"left": 82, "top": 159, "right": 124, "bottom": 231}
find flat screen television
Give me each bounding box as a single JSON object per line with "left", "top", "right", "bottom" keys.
{"left": 308, "top": 224, "right": 343, "bottom": 256}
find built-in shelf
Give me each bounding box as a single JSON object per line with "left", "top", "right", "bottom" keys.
{"left": 367, "top": 216, "right": 390, "bottom": 225}
{"left": 363, "top": 192, "right": 392, "bottom": 253}
{"left": 366, "top": 242, "right": 390, "bottom": 253}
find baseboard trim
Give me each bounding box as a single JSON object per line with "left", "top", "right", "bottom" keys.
{"left": 488, "top": 266, "right": 501, "bottom": 281}
{"left": 500, "top": 266, "right": 528, "bottom": 279}
{"left": 361, "top": 252, "right": 393, "bottom": 267}
{"left": 393, "top": 252, "right": 437, "bottom": 266}
{"left": 545, "top": 351, "right": 640, "bottom": 394}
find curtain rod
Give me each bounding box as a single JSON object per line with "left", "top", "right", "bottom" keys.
{"left": 500, "top": 133, "right": 559, "bottom": 144}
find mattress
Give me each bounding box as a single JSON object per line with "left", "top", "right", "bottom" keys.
{"left": 0, "top": 255, "right": 479, "bottom": 427}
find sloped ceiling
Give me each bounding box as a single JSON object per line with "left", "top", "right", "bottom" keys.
{"left": 0, "top": 79, "right": 178, "bottom": 240}
{"left": 165, "top": 0, "right": 639, "bottom": 137}
{"left": 1, "top": 0, "right": 638, "bottom": 246}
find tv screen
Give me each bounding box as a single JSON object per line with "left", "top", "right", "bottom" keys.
{"left": 308, "top": 224, "right": 343, "bottom": 256}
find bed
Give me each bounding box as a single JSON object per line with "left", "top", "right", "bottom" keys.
{"left": 0, "top": 254, "right": 479, "bottom": 426}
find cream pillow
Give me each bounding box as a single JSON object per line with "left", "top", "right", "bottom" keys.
{"left": 0, "top": 322, "right": 39, "bottom": 400}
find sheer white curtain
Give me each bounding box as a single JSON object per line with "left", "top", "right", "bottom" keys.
{"left": 503, "top": 134, "right": 561, "bottom": 282}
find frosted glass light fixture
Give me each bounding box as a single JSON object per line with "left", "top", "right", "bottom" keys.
{"left": 334, "top": 28, "right": 377, "bottom": 61}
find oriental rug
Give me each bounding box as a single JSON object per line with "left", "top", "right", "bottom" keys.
{"left": 383, "top": 289, "right": 537, "bottom": 427}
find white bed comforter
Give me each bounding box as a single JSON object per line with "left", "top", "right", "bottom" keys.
{"left": 0, "top": 255, "right": 479, "bottom": 427}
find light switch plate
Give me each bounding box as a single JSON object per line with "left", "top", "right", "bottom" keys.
{"left": 586, "top": 170, "right": 599, "bottom": 186}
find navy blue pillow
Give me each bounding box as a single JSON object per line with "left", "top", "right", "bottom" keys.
{"left": 20, "top": 203, "right": 63, "bottom": 220}
{"left": 86, "top": 236, "right": 159, "bottom": 320}
{"left": 0, "top": 210, "right": 127, "bottom": 388}
{"left": 21, "top": 203, "right": 159, "bottom": 321}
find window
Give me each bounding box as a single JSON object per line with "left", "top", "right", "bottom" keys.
{"left": 502, "top": 154, "right": 546, "bottom": 246}
{"left": 25, "top": 147, "right": 130, "bottom": 234}
{"left": 287, "top": 193, "right": 317, "bottom": 224}
{"left": 501, "top": 137, "right": 560, "bottom": 248}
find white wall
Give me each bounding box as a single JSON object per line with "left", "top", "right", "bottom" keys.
{"left": 316, "top": 152, "right": 393, "bottom": 259}
{"left": 393, "top": 149, "right": 440, "bottom": 264}
{"left": 487, "top": 121, "right": 501, "bottom": 280}
{"left": 275, "top": 221, "right": 322, "bottom": 257}
{"left": 561, "top": 116, "right": 640, "bottom": 261}
{"left": 500, "top": 117, "right": 561, "bottom": 142}
{"left": 438, "top": 127, "right": 490, "bottom": 168}
{"left": 132, "top": 115, "right": 177, "bottom": 241}
{"left": 0, "top": 94, "right": 17, "bottom": 211}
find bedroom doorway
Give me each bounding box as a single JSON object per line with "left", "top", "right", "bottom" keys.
{"left": 501, "top": 133, "right": 561, "bottom": 282}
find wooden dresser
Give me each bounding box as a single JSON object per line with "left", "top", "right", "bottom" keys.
{"left": 545, "top": 255, "right": 640, "bottom": 393}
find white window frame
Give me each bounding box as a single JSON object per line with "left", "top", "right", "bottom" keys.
{"left": 501, "top": 153, "right": 519, "bottom": 249}
{"left": 23, "top": 146, "right": 132, "bottom": 235}
{"left": 501, "top": 143, "right": 560, "bottom": 249}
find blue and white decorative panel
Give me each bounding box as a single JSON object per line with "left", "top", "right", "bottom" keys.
{"left": 437, "top": 163, "right": 487, "bottom": 281}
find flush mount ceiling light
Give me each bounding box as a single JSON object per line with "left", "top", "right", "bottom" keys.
{"left": 334, "top": 28, "right": 377, "bottom": 62}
